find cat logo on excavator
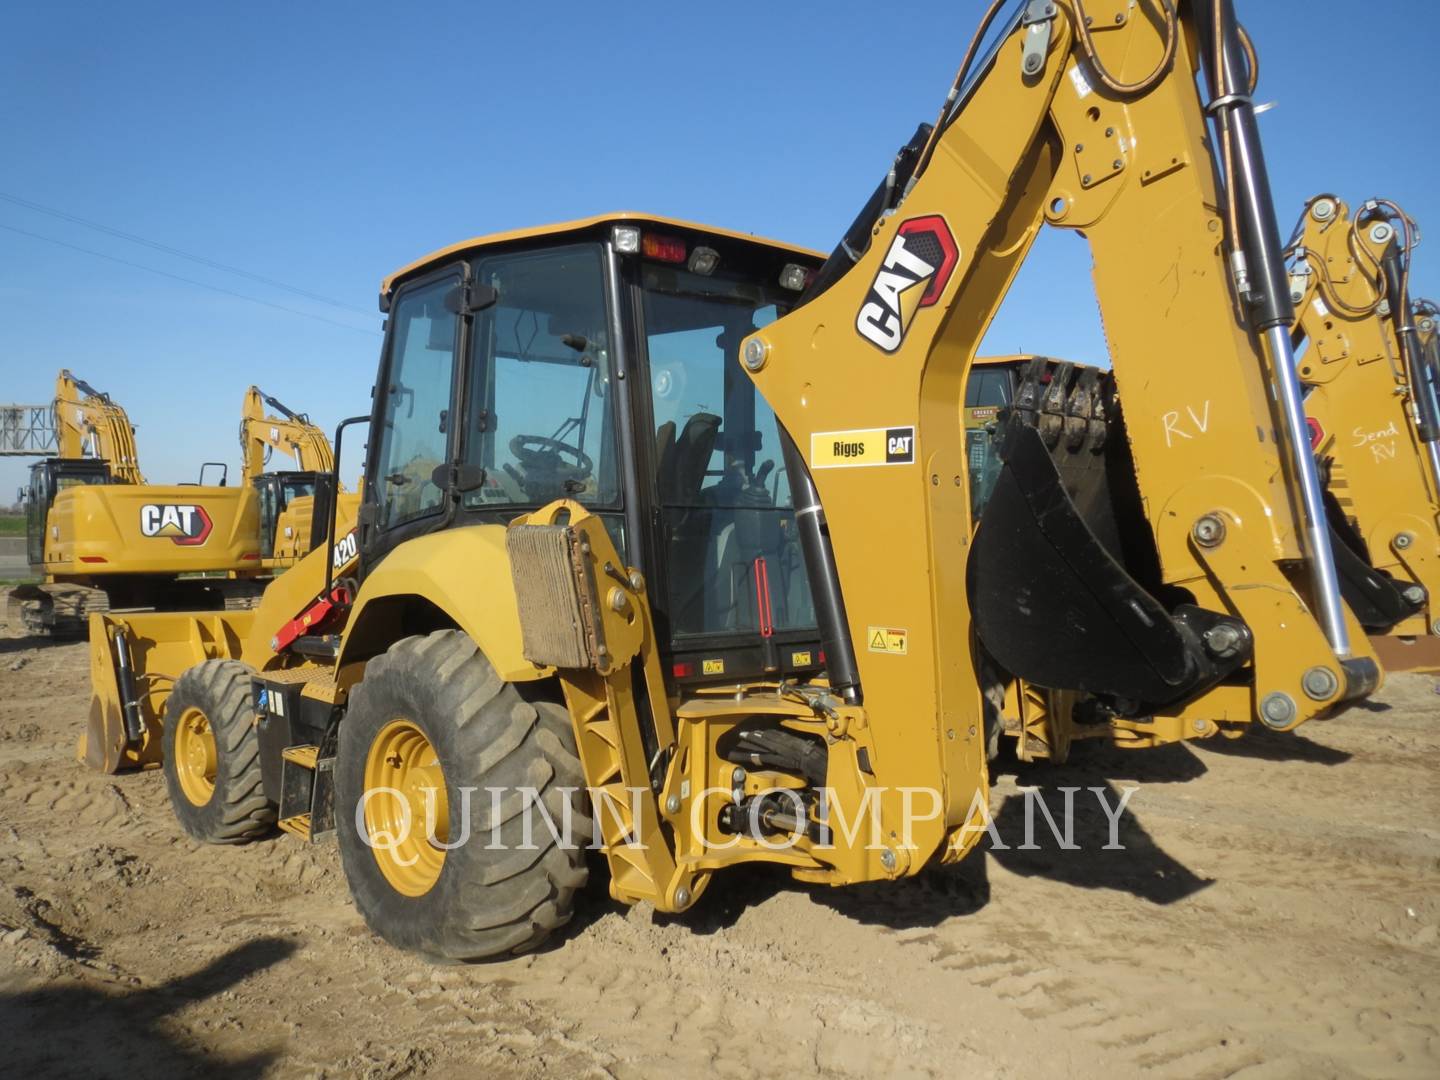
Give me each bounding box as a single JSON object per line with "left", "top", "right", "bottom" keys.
{"left": 138, "top": 503, "right": 213, "bottom": 545}
{"left": 856, "top": 214, "right": 958, "bottom": 353}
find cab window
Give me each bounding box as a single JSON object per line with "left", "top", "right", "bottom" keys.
{"left": 373, "top": 276, "right": 459, "bottom": 531}
{"left": 642, "top": 265, "right": 815, "bottom": 638}
{"left": 461, "top": 245, "right": 619, "bottom": 511}
{"left": 965, "top": 367, "right": 1015, "bottom": 409}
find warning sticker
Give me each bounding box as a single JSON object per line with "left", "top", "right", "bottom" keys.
{"left": 702, "top": 658, "right": 725, "bottom": 675}
{"left": 867, "top": 626, "right": 909, "bottom": 655}
{"left": 790, "top": 650, "right": 813, "bottom": 667}
{"left": 811, "top": 426, "right": 916, "bottom": 469}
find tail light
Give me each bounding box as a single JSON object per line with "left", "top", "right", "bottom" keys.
{"left": 642, "top": 233, "right": 687, "bottom": 264}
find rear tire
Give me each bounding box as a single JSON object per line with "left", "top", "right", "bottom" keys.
{"left": 162, "top": 660, "right": 276, "bottom": 843}
{"left": 335, "top": 630, "right": 590, "bottom": 962}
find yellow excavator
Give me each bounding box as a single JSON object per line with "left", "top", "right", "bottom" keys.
{"left": 239, "top": 386, "right": 342, "bottom": 570}
{"left": 1285, "top": 195, "right": 1440, "bottom": 671}
{"left": 12, "top": 375, "right": 339, "bottom": 636}
{"left": 85, "top": 0, "right": 1383, "bottom": 962}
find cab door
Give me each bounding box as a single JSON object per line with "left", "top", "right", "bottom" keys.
{"left": 25, "top": 462, "right": 50, "bottom": 567}
{"left": 360, "top": 265, "right": 465, "bottom": 568}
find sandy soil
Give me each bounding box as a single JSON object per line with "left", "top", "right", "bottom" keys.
{"left": 0, "top": 618, "right": 1436, "bottom": 1079}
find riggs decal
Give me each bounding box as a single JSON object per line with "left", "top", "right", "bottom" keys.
{"left": 855, "top": 215, "right": 959, "bottom": 353}
{"left": 139, "top": 504, "right": 213, "bottom": 545}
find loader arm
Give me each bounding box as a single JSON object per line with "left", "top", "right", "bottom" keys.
{"left": 744, "top": 0, "right": 1378, "bottom": 752}
{"left": 240, "top": 386, "right": 336, "bottom": 483}
{"left": 53, "top": 369, "right": 144, "bottom": 484}
{"left": 1288, "top": 196, "right": 1440, "bottom": 639}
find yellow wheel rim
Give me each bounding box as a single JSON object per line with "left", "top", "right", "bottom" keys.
{"left": 363, "top": 718, "right": 449, "bottom": 897}
{"left": 173, "top": 706, "right": 218, "bottom": 807}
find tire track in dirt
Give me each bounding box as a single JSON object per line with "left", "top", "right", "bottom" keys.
{"left": 0, "top": 627, "right": 1436, "bottom": 1077}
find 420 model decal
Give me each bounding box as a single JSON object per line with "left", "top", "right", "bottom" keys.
{"left": 855, "top": 215, "right": 959, "bottom": 353}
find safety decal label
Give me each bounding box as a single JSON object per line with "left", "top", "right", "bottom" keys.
{"left": 855, "top": 214, "right": 959, "bottom": 353}
{"left": 702, "top": 658, "right": 725, "bottom": 676}
{"left": 867, "top": 626, "right": 909, "bottom": 656}
{"left": 810, "top": 426, "right": 916, "bottom": 469}
{"left": 790, "top": 650, "right": 813, "bottom": 667}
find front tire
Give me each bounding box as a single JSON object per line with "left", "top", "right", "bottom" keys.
{"left": 162, "top": 660, "right": 276, "bottom": 843}
{"left": 335, "top": 630, "right": 590, "bottom": 962}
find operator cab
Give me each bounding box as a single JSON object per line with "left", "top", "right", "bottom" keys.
{"left": 25, "top": 457, "right": 112, "bottom": 567}
{"left": 963, "top": 356, "right": 1025, "bottom": 519}
{"left": 252, "top": 470, "right": 333, "bottom": 559}
{"left": 366, "top": 214, "right": 824, "bottom": 684}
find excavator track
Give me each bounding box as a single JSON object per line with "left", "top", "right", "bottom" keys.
{"left": 6, "top": 583, "right": 109, "bottom": 640}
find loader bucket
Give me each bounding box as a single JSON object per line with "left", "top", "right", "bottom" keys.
{"left": 84, "top": 609, "right": 256, "bottom": 773}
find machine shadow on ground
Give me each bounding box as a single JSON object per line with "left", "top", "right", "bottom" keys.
{"left": 1191, "top": 724, "right": 1352, "bottom": 766}
{"left": 0, "top": 937, "right": 297, "bottom": 1079}
{"left": 609, "top": 742, "right": 1213, "bottom": 940}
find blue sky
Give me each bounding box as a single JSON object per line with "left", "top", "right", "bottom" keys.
{"left": 2, "top": 0, "right": 1436, "bottom": 498}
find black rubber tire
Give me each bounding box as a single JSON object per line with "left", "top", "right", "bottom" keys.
{"left": 162, "top": 659, "right": 276, "bottom": 844}
{"left": 335, "top": 630, "right": 591, "bottom": 962}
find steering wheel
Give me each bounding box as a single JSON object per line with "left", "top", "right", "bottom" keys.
{"left": 507, "top": 434, "right": 593, "bottom": 497}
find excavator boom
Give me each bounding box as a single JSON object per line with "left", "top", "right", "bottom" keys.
{"left": 241, "top": 385, "right": 336, "bottom": 481}
{"left": 53, "top": 369, "right": 144, "bottom": 483}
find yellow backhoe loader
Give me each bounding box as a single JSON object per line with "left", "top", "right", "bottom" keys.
{"left": 12, "top": 376, "right": 340, "bottom": 636}
{"left": 85, "top": 0, "right": 1382, "bottom": 962}
{"left": 1284, "top": 196, "right": 1440, "bottom": 671}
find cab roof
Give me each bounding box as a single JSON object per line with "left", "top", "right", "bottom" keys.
{"left": 381, "top": 212, "right": 826, "bottom": 300}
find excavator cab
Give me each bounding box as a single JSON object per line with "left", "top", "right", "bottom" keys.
{"left": 24, "top": 457, "right": 112, "bottom": 568}
{"left": 364, "top": 219, "right": 825, "bottom": 684}
{"left": 252, "top": 469, "right": 333, "bottom": 562}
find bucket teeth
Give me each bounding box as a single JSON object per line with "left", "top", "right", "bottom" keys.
{"left": 1005, "top": 358, "right": 1114, "bottom": 457}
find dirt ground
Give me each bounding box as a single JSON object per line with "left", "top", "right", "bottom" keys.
{"left": 0, "top": 620, "right": 1436, "bottom": 1079}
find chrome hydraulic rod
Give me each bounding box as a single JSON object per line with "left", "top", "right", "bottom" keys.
{"left": 1204, "top": 0, "right": 1352, "bottom": 658}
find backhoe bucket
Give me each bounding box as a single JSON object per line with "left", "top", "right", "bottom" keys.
{"left": 970, "top": 420, "right": 1197, "bottom": 703}
{"left": 968, "top": 360, "right": 1250, "bottom": 712}
{"left": 1321, "top": 489, "right": 1422, "bottom": 633}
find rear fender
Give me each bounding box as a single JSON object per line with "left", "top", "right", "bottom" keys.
{"left": 338, "top": 525, "right": 547, "bottom": 682}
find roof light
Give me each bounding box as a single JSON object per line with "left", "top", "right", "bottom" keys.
{"left": 79, "top": 555, "right": 107, "bottom": 563}
{"left": 688, "top": 246, "right": 720, "bottom": 276}
{"left": 642, "top": 233, "right": 687, "bottom": 264}
{"left": 612, "top": 225, "right": 641, "bottom": 254}
{"left": 779, "top": 263, "right": 811, "bottom": 292}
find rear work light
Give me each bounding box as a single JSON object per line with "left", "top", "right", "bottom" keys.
{"left": 778, "top": 263, "right": 811, "bottom": 292}
{"left": 687, "top": 246, "right": 720, "bottom": 275}
{"left": 642, "top": 233, "right": 687, "bottom": 264}
{"left": 612, "top": 225, "right": 641, "bottom": 253}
